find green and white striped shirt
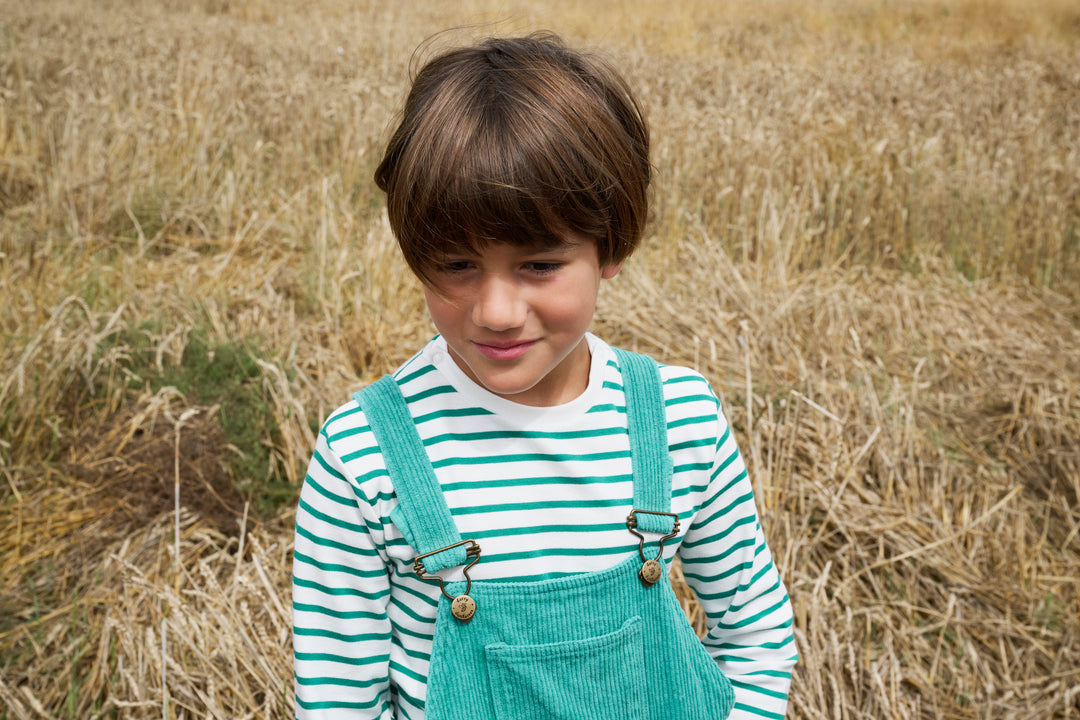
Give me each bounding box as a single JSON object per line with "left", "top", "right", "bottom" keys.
{"left": 292, "top": 334, "right": 797, "bottom": 719}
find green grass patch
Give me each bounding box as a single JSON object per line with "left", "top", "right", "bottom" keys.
{"left": 120, "top": 326, "right": 293, "bottom": 516}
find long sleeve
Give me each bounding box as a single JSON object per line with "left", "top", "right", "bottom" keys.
{"left": 678, "top": 399, "right": 798, "bottom": 720}
{"left": 292, "top": 422, "right": 394, "bottom": 719}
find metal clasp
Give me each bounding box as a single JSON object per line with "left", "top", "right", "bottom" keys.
{"left": 412, "top": 539, "right": 482, "bottom": 601}
{"left": 626, "top": 510, "right": 679, "bottom": 586}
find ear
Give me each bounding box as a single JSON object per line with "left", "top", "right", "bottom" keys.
{"left": 600, "top": 263, "right": 622, "bottom": 280}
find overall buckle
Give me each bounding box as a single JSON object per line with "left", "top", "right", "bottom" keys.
{"left": 413, "top": 539, "right": 482, "bottom": 622}
{"left": 626, "top": 510, "right": 679, "bottom": 586}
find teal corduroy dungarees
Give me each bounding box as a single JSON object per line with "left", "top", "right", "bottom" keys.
{"left": 355, "top": 349, "right": 735, "bottom": 720}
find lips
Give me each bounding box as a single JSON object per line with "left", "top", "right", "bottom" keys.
{"left": 473, "top": 339, "right": 537, "bottom": 361}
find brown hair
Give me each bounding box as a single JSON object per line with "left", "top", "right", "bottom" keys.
{"left": 375, "top": 32, "right": 650, "bottom": 284}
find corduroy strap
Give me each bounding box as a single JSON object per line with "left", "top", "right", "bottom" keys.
{"left": 613, "top": 348, "right": 676, "bottom": 535}
{"left": 354, "top": 376, "right": 467, "bottom": 573}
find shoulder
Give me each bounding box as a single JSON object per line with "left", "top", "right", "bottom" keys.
{"left": 312, "top": 343, "right": 444, "bottom": 499}
{"left": 309, "top": 398, "right": 386, "bottom": 508}
{"left": 319, "top": 338, "right": 443, "bottom": 445}
{"left": 604, "top": 345, "right": 727, "bottom": 446}
{"left": 654, "top": 363, "right": 727, "bottom": 445}
{"left": 603, "top": 342, "right": 720, "bottom": 411}
{"left": 317, "top": 396, "right": 372, "bottom": 470}
{"left": 656, "top": 363, "right": 719, "bottom": 408}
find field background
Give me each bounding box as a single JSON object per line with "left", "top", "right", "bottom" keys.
{"left": 2, "top": 0, "right": 1079, "bottom": 717}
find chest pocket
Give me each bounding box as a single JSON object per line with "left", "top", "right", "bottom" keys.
{"left": 485, "top": 616, "right": 647, "bottom": 720}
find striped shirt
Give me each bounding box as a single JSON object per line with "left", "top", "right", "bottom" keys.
{"left": 292, "top": 334, "right": 797, "bottom": 719}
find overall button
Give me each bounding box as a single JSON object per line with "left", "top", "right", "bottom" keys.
{"left": 451, "top": 594, "right": 476, "bottom": 622}
{"left": 638, "top": 559, "right": 662, "bottom": 586}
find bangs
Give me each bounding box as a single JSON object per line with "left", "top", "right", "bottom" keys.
{"left": 415, "top": 101, "right": 607, "bottom": 264}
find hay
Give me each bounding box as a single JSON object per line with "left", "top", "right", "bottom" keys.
{"left": 1, "top": 508, "right": 293, "bottom": 720}
{"left": 2, "top": 0, "right": 1078, "bottom": 717}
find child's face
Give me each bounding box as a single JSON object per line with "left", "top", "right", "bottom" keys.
{"left": 423, "top": 232, "right": 621, "bottom": 407}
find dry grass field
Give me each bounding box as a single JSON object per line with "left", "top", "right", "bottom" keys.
{"left": 2, "top": 0, "right": 1079, "bottom": 717}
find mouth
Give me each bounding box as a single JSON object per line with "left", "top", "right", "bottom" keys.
{"left": 473, "top": 339, "right": 537, "bottom": 361}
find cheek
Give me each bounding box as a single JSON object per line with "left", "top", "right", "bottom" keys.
{"left": 423, "top": 289, "right": 461, "bottom": 329}
{"left": 538, "top": 287, "right": 598, "bottom": 329}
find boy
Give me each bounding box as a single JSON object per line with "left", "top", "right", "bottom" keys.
{"left": 292, "top": 33, "right": 797, "bottom": 719}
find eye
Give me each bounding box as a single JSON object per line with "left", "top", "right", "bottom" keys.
{"left": 524, "top": 261, "right": 562, "bottom": 276}
{"left": 436, "top": 260, "right": 474, "bottom": 275}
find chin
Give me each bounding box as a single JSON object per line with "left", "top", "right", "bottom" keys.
{"left": 478, "top": 376, "right": 537, "bottom": 398}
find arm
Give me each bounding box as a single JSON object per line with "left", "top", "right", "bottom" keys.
{"left": 678, "top": 401, "right": 798, "bottom": 720}
{"left": 292, "top": 423, "right": 394, "bottom": 719}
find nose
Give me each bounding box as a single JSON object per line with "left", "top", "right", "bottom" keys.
{"left": 472, "top": 275, "right": 526, "bottom": 331}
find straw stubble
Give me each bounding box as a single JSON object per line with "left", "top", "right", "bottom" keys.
{"left": 1, "top": 0, "right": 1078, "bottom": 717}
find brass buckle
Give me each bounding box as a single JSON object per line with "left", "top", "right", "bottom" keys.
{"left": 626, "top": 510, "right": 679, "bottom": 586}
{"left": 412, "top": 539, "right": 482, "bottom": 622}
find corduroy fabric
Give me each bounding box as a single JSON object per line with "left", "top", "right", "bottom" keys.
{"left": 356, "top": 376, "right": 467, "bottom": 573}
{"left": 427, "top": 556, "right": 734, "bottom": 719}
{"left": 612, "top": 348, "right": 674, "bottom": 535}
{"left": 359, "top": 350, "right": 734, "bottom": 719}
